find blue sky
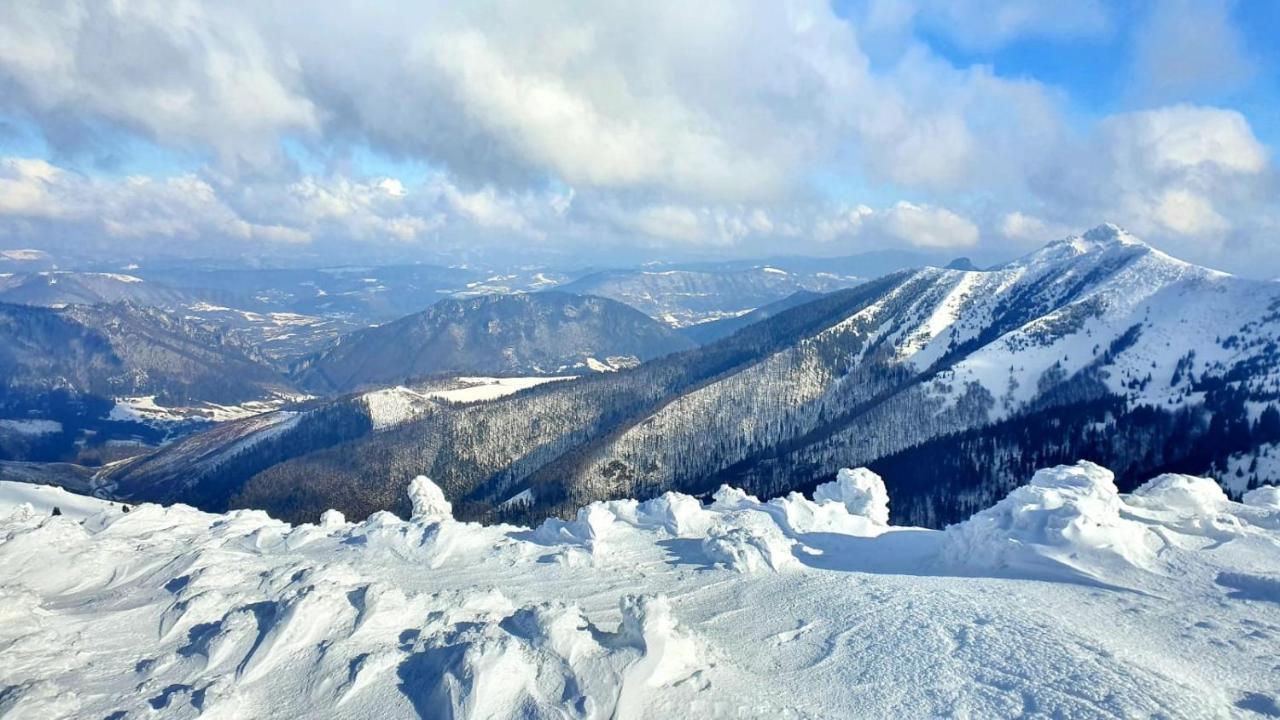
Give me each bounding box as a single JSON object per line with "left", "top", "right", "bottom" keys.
{"left": 0, "top": 1, "right": 1276, "bottom": 274}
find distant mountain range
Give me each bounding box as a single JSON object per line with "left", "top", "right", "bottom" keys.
{"left": 0, "top": 270, "right": 226, "bottom": 307}
{"left": 678, "top": 290, "right": 823, "bottom": 345}
{"left": 292, "top": 293, "right": 696, "bottom": 394}
{"left": 0, "top": 301, "right": 301, "bottom": 463}
{"left": 91, "top": 225, "right": 1280, "bottom": 529}
{"left": 0, "top": 290, "right": 703, "bottom": 466}
{"left": 554, "top": 266, "right": 863, "bottom": 327}
{"left": 0, "top": 301, "right": 292, "bottom": 406}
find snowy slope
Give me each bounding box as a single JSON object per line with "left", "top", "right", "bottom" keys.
{"left": 362, "top": 377, "right": 573, "bottom": 428}
{"left": 554, "top": 224, "right": 1280, "bottom": 513}
{"left": 556, "top": 266, "right": 862, "bottom": 327}
{"left": 78, "top": 225, "right": 1280, "bottom": 530}
{"left": 3, "top": 462, "right": 1280, "bottom": 719}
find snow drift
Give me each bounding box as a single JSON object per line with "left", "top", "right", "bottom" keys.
{"left": 2, "top": 466, "right": 1279, "bottom": 718}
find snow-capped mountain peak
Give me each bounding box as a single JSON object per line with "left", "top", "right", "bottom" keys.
{"left": 1005, "top": 223, "right": 1152, "bottom": 271}
{"left": 1078, "top": 222, "right": 1143, "bottom": 248}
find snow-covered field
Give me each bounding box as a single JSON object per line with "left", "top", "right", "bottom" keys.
{"left": 426, "top": 376, "right": 574, "bottom": 404}
{"left": 0, "top": 419, "right": 63, "bottom": 436}
{"left": 363, "top": 377, "right": 576, "bottom": 430}
{"left": 108, "top": 394, "right": 305, "bottom": 425}
{"left": 2, "top": 463, "right": 1279, "bottom": 718}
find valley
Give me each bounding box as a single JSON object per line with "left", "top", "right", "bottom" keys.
{"left": 9, "top": 226, "right": 1276, "bottom": 537}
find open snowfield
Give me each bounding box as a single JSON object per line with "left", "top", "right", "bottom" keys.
{"left": 2, "top": 464, "right": 1280, "bottom": 718}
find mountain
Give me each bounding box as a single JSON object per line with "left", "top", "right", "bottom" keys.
{"left": 292, "top": 292, "right": 697, "bottom": 394}
{"left": 664, "top": 248, "right": 941, "bottom": 278}
{"left": 553, "top": 266, "right": 862, "bottom": 327}
{"left": 0, "top": 301, "right": 295, "bottom": 405}
{"left": 133, "top": 263, "right": 571, "bottom": 324}
{"left": 97, "top": 225, "right": 1280, "bottom": 528}
{"left": 679, "top": 290, "right": 823, "bottom": 345}
{"left": 0, "top": 270, "right": 228, "bottom": 307}
{"left": 0, "top": 248, "right": 57, "bottom": 272}
{"left": 0, "top": 271, "right": 353, "bottom": 364}
{"left": 0, "top": 301, "right": 300, "bottom": 463}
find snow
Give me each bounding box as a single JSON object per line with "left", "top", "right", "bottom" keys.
{"left": 3, "top": 461, "right": 1280, "bottom": 718}
{"left": 0, "top": 419, "right": 62, "bottom": 436}
{"left": 0, "top": 483, "right": 111, "bottom": 520}
{"left": 424, "top": 376, "right": 574, "bottom": 404}
{"left": 812, "top": 467, "right": 889, "bottom": 525}
{"left": 0, "top": 248, "right": 49, "bottom": 261}
{"left": 1130, "top": 473, "right": 1229, "bottom": 516}
{"left": 93, "top": 272, "right": 144, "bottom": 283}
{"left": 1244, "top": 485, "right": 1280, "bottom": 509}
{"left": 943, "top": 461, "right": 1159, "bottom": 584}
{"left": 408, "top": 475, "right": 452, "bottom": 520}
{"left": 108, "top": 395, "right": 300, "bottom": 425}
{"left": 362, "top": 386, "right": 435, "bottom": 429}
{"left": 500, "top": 488, "right": 534, "bottom": 508}
{"left": 1220, "top": 442, "right": 1280, "bottom": 495}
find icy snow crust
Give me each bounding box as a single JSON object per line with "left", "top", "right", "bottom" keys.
{"left": 3, "top": 465, "right": 1280, "bottom": 719}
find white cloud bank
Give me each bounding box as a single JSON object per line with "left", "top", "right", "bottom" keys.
{"left": 0, "top": 1, "right": 1275, "bottom": 272}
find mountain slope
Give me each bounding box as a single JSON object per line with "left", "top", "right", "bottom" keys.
{"left": 0, "top": 301, "right": 295, "bottom": 406}
{"left": 0, "top": 301, "right": 302, "bottom": 463}
{"left": 554, "top": 266, "right": 861, "bottom": 327}
{"left": 292, "top": 292, "right": 697, "bottom": 393}
{"left": 679, "top": 290, "right": 823, "bottom": 345}
{"left": 103, "top": 225, "right": 1280, "bottom": 527}
{"left": 0, "top": 271, "right": 226, "bottom": 307}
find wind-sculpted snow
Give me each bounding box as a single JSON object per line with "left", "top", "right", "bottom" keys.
{"left": 3, "top": 467, "right": 1280, "bottom": 718}
{"left": 942, "top": 461, "right": 1160, "bottom": 583}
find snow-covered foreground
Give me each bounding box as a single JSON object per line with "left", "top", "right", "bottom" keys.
{"left": 3, "top": 464, "right": 1280, "bottom": 719}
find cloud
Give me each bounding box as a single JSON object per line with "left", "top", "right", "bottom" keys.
{"left": 0, "top": 156, "right": 566, "bottom": 257}
{"left": 0, "top": 1, "right": 318, "bottom": 167}
{"left": 1129, "top": 0, "right": 1255, "bottom": 102}
{"left": 1025, "top": 104, "right": 1276, "bottom": 267}
{"left": 814, "top": 205, "right": 874, "bottom": 243}
{"left": 877, "top": 201, "right": 979, "bottom": 248}
{"left": 1152, "top": 189, "right": 1228, "bottom": 236}
{"left": 441, "top": 184, "right": 536, "bottom": 235}
{"left": 0, "top": 2, "right": 1275, "bottom": 274}
{"left": 0, "top": 0, "right": 876, "bottom": 202}
{"left": 851, "top": 48, "right": 1067, "bottom": 192}
{"left": 1035, "top": 105, "right": 1269, "bottom": 235}
{"left": 911, "top": 0, "right": 1112, "bottom": 52}
{"left": 0, "top": 0, "right": 1074, "bottom": 206}
{"left": 0, "top": 158, "right": 67, "bottom": 217}
{"left": 999, "top": 212, "right": 1054, "bottom": 242}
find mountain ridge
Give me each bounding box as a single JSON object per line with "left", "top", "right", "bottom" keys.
{"left": 74, "top": 226, "right": 1280, "bottom": 527}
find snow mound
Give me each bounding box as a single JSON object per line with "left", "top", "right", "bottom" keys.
{"left": 701, "top": 514, "right": 798, "bottom": 573}
{"left": 5, "top": 460, "right": 1280, "bottom": 718}
{"left": 1130, "top": 473, "right": 1228, "bottom": 515}
{"left": 813, "top": 467, "right": 890, "bottom": 525}
{"left": 634, "top": 492, "right": 714, "bottom": 536}
{"left": 408, "top": 475, "right": 452, "bottom": 520}
{"left": 1243, "top": 485, "right": 1280, "bottom": 509}
{"left": 943, "top": 461, "right": 1158, "bottom": 582}
{"left": 402, "top": 594, "right": 703, "bottom": 719}
{"left": 318, "top": 508, "right": 347, "bottom": 528}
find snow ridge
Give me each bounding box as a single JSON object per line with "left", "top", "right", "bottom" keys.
{"left": 2, "top": 466, "right": 1279, "bottom": 718}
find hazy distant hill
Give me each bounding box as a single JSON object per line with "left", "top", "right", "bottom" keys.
{"left": 105, "top": 226, "right": 1280, "bottom": 529}
{"left": 0, "top": 301, "right": 294, "bottom": 407}
{"left": 292, "top": 292, "right": 697, "bottom": 393}
{"left": 679, "top": 290, "right": 824, "bottom": 345}
{"left": 553, "top": 266, "right": 862, "bottom": 327}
